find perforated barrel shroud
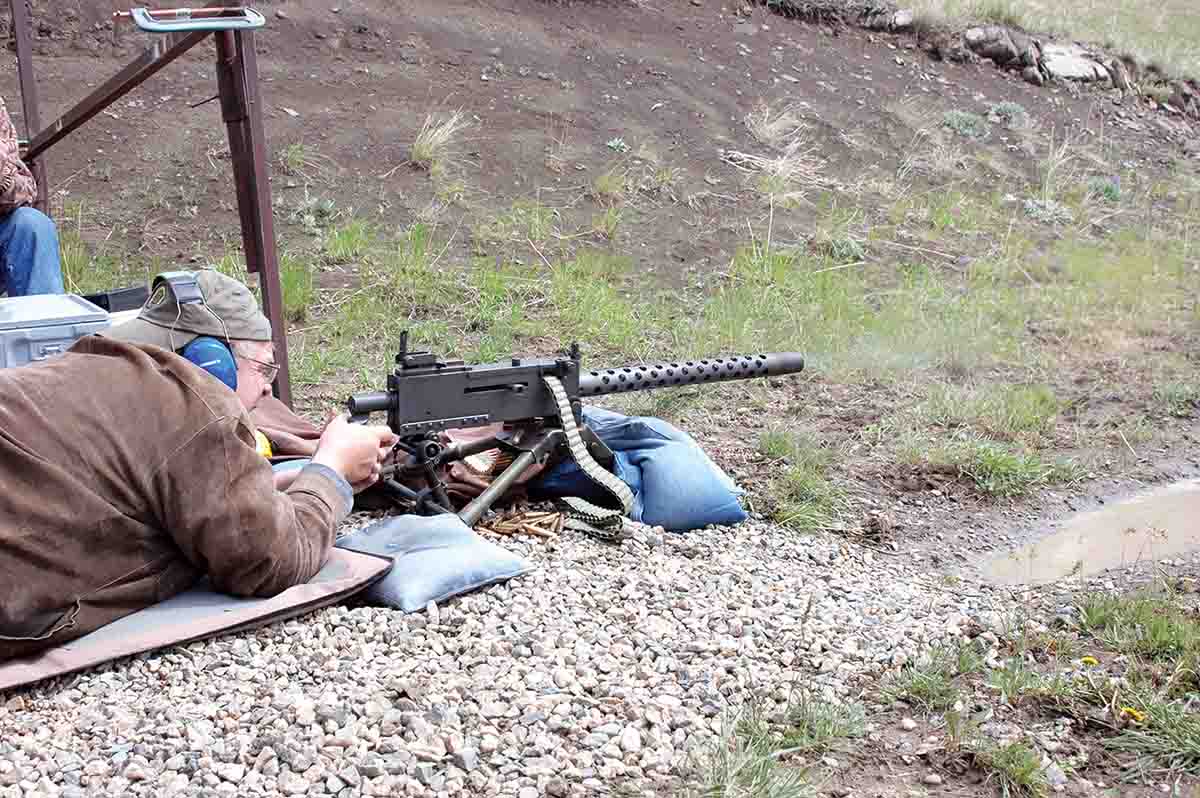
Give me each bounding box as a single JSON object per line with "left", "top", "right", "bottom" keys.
{"left": 577, "top": 352, "right": 805, "bottom": 397}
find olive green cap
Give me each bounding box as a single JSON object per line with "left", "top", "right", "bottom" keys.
{"left": 104, "top": 269, "right": 272, "bottom": 352}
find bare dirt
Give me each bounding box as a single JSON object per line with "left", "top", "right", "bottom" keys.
{"left": 4, "top": 1, "right": 1200, "bottom": 795}
{"left": 5, "top": 0, "right": 1197, "bottom": 274}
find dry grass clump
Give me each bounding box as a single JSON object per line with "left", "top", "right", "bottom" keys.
{"left": 745, "top": 102, "right": 809, "bottom": 150}
{"left": 409, "top": 108, "right": 473, "bottom": 174}
{"left": 727, "top": 103, "right": 836, "bottom": 205}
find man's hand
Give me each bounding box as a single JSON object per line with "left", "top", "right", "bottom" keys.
{"left": 310, "top": 413, "right": 398, "bottom": 493}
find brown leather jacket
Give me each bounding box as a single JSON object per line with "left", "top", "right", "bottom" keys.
{"left": 0, "top": 336, "right": 353, "bottom": 662}
{"left": 0, "top": 96, "right": 37, "bottom": 215}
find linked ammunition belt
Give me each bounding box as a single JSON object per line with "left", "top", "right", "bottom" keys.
{"left": 542, "top": 375, "right": 633, "bottom": 542}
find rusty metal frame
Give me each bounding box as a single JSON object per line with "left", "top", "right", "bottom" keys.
{"left": 8, "top": 3, "right": 293, "bottom": 405}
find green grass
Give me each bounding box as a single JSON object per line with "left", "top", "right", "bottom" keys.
{"left": 682, "top": 700, "right": 818, "bottom": 798}
{"left": 276, "top": 141, "right": 333, "bottom": 183}
{"left": 906, "top": 436, "right": 1083, "bottom": 498}
{"left": 980, "top": 590, "right": 1200, "bottom": 781}
{"left": 1077, "top": 593, "right": 1200, "bottom": 663}
{"left": 971, "top": 740, "right": 1048, "bottom": 798}
{"left": 988, "top": 658, "right": 1043, "bottom": 705}
{"left": 942, "top": 110, "right": 990, "bottom": 140}
{"left": 57, "top": 203, "right": 161, "bottom": 294}
{"left": 921, "top": 383, "right": 1061, "bottom": 443}
{"left": 757, "top": 429, "right": 847, "bottom": 531}
{"left": 1151, "top": 381, "right": 1200, "bottom": 418}
{"left": 781, "top": 691, "right": 867, "bottom": 754}
{"left": 279, "top": 252, "right": 315, "bottom": 323}
{"left": 881, "top": 643, "right": 978, "bottom": 711}
{"left": 323, "top": 220, "right": 374, "bottom": 263}
{"left": 1106, "top": 687, "right": 1200, "bottom": 778}
{"left": 472, "top": 199, "right": 558, "bottom": 252}
{"left": 592, "top": 168, "right": 628, "bottom": 206}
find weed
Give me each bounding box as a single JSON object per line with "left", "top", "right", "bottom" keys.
{"left": 546, "top": 250, "right": 642, "bottom": 355}
{"left": 942, "top": 110, "right": 989, "bottom": 139}
{"left": 1106, "top": 685, "right": 1200, "bottom": 778}
{"left": 1037, "top": 127, "right": 1080, "bottom": 204}
{"left": 276, "top": 141, "right": 333, "bottom": 182}
{"left": 606, "top": 137, "right": 630, "bottom": 153}
{"left": 593, "top": 207, "right": 623, "bottom": 241}
{"left": 988, "top": 101, "right": 1031, "bottom": 129}
{"left": 279, "top": 252, "right": 315, "bottom": 323}
{"left": 956, "top": 639, "right": 987, "bottom": 676}
{"left": 988, "top": 658, "right": 1042, "bottom": 705}
{"left": 781, "top": 691, "right": 866, "bottom": 754}
{"left": 592, "top": 169, "right": 628, "bottom": 206}
{"left": 772, "top": 466, "right": 848, "bottom": 531}
{"left": 972, "top": 740, "right": 1048, "bottom": 798}
{"left": 881, "top": 645, "right": 964, "bottom": 711}
{"left": 759, "top": 429, "right": 846, "bottom": 530}
{"left": 722, "top": 137, "right": 834, "bottom": 206}
{"left": 921, "top": 383, "right": 1061, "bottom": 443}
{"left": 758, "top": 428, "right": 834, "bottom": 471}
{"left": 613, "top": 386, "right": 698, "bottom": 422}
{"left": 1151, "top": 381, "right": 1199, "bottom": 418}
{"left": 1077, "top": 593, "right": 1200, "bottom": 662}
{"left": 745, "top": 102, "right": 809, "bottom": 150}
{"left": 1088, "top": 175, "right": 1122, "bottom": 203}
{"left": 323, "top": 219, "right": 374, "bottom": 263}
{"left": 410, "top": 108, "right": 471, "bottom": 173}
{"left": 473, "top": 199, "right": 558, "bottom": 252}
{"left": 289, "top": 191, "right": 339, "bottom": 233}
{"left": 812, "top": 202, "right": 867, "bottom": 263}
{"left": 1023, "top": 198, "right": 1074, "bottom": 225}
{"left": 916, "top": 438, "right": 1078, "bottom": 498}
{"left": 57, "top": 207, "right": 152, "bottom": 294}
{"left": 944, "top": 708, "right": 980, "bottom": 754}
{"left": 975, "top": 0, "right": 1025, "bottom": 28}
{"left": 681, "top": 701, "right": 818, "bottom": 798}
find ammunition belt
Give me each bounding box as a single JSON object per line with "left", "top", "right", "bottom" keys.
{"left": 542, "top": 375, "right": 633, "bottom": 542}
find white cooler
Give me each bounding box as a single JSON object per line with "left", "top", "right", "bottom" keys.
{"left": 0, "top": 294, "right": 111, "bottom": 369}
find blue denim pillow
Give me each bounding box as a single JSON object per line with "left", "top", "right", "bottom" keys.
{"left": 529, "top": 405, "right": 747, "bottom": 531}
{"left": 333, "top": 514, "right": 532, "bottom": 612}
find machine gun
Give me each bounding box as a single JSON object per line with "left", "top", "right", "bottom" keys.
{"left": 347, "top": 332, "right": 805, "bottom": 532}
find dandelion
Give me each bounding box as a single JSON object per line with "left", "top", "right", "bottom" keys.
{"left": 1080, "top": 656, "right": 1099, "bottom": 667}
{"left": 1120, "top": 706, "right": 1146, "bottom": 724}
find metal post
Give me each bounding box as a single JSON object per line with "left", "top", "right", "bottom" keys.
{"left": 9, "top": 0, "right": 48, "bottom": 215}
{"left": 214, "top": 28, "right": 292, "bottom": 406}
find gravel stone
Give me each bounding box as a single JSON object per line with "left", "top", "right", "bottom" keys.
{"left": 0, "top": 517, "right": 1016, "bottom": 797}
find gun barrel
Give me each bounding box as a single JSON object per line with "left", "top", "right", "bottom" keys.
{"left": 578, "top": 352, "right": 805, "bottom": 397}
{"left": 346, "top": 391, "right": 393, "bottom": 415}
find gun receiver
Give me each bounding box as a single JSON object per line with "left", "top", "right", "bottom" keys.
{"left": 346, "top": 332, "right": 805, "bottom": 526}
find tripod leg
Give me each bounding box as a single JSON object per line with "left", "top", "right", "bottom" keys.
{"left": 458, "top": 451, "right": 537, "bottom": 527}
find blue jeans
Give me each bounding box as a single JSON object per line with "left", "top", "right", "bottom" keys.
{"left": 0, "top": 207, "right": 63, "bottom": 297}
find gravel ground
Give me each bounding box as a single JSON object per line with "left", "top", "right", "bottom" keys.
{"left": 0, "top": 516, "right": 1013, "bottom": 798}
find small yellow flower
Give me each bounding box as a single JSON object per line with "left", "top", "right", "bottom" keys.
{"left": 1120, "top": 706, "right": 1146, "bottom": 724}
{"left": 1080, "top": 656, "right": 1099, "bottom": 667}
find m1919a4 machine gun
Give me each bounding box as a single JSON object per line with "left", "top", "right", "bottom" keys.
{"left": 347, "top": 332, "right": 805, "bottom": 538}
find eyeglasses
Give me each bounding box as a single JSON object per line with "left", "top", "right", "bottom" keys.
{"left": 240, "top": 355, "right": 279, "bottom": 382}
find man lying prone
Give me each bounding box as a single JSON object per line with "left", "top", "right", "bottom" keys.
{"left": 0, "top": 269, "right": 397, "bottom": 662}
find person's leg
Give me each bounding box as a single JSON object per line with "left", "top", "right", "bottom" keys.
{"left": 0, "top": 207, "right": 64, "bottom": 296}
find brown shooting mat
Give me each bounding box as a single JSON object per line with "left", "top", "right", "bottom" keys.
{"left": 0, "top": 549, "right": 392, "bottom": 692}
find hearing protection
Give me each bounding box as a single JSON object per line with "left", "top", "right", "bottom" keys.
{"left": 180, "top": 336, "right": 238, "bottom": 391}
{"left": 150, "top": 271, "right": 238, "bottom": 392}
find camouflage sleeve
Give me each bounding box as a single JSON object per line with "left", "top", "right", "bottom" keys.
{"left": 0, "top": 97, "right": 38, "bottom": 213}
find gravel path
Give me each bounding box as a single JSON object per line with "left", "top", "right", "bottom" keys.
{"left": 0, "top": 517, "right": 1010, "bottom": 798}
